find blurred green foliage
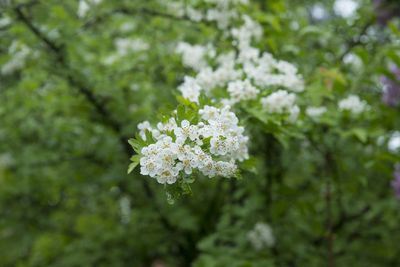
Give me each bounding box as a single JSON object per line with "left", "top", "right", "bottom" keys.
{"left": 0, "top": 0, "right": 400, "bottom": 266}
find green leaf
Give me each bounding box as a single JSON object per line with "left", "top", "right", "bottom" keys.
{"left": 239, "top": 157, "right": 258, "bottom": 174}
{"left": 127, "top": 161, "right": 139, "bottom": 174}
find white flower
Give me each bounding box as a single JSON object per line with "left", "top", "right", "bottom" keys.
{"left": 210, "top": 136, "right": 229, "bottom": 155}
{"left": 306, "top": 106, "right": 327, "bottom": 118}
{"left": 0, "top": 17, "right": 11, "bottom": 28}
{"left": 311, "top": 4, "right": 327, "bottom": 20}
{"left": 261, "top": 90, "right": 297, "bottom": 114}
{"left": 247, "top": 222, "right": 275, "bottom": 250}
{"left": 176, "top": 42, "right": 211, "bottom": 71}
{"left": 1, "top": 42, "right": 30, "bottom": 75}
{"left": 231, "top": 15, "right": 262, "bottom": 49}
{"left": 334, "top": 0, "right": 358, "bottom": 18}
{"left": 77, "top": 0, "right": 90, "bottom": 17}
{"left": 77, "top": 0, "right": 102, "bottom": 17}
{"left": 227, "top": 79, "right": 259, "bottom": 103}
{"left": 174, "top": 120, "right": 198, "bottom": 144}
{"left": 137, "top": 121, "right": 153, "bottom": 140}
{"left": 178, "top": 76, "right": 202, "bottom": 103}
{"left": 388, "top": 132, "right": 400, "bottom": 152}
{"left": 338, "top": 95, "right": 368, "bottom": 114}
{"left": 140, "top": 157, "right": 159, "bottom": 177}
{"left": 199, "top": 105, "right": 220, "bottom": 121}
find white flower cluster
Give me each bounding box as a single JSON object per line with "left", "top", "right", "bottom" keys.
{"left": 1, "top": 41, "right": 31, "bottom": 75}
{"left": 261, "top": 90, "right": 300, "bottom": 121}
{"left": 175, "top": 14, "right": 304, "bottom": 122}
{"left": 306, "top": 106, "right": 327, "bottom": 118}
{"left": 247, "top": 222, "right": 275, "bottom": 250}
{"left": 227, "top": 79, "right": 259, "bottom": 104}
{"left": 242, "top": 53, "right": 305, "bottom": 93}
{"left": 137, "top": 106, "right": 249, "bottom": 184}
{"left": 338, "top": 95, "right": 368, "bottom": 114}
{"left": 231, "top": 15, "right": 263, "bottom": 50}
{"left": 176, "top": 42, "right": 215, "bottom": 71}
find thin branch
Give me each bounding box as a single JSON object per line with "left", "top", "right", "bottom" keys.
{"left": 81, "top": 7, "right": 205, "bottom": 30}
{"left": 14, "top": 4, "right": 123, "bottom": 136}
{"left": 337, "top": 19, "right": 375, "bottom": 63}
{"left": 14, "top": 6, "right": 62, "bottom": 54}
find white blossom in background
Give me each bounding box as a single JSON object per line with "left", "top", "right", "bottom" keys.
{"left": 244, "top": 54, "right": 305, "bottom": 93}
{"left": 306, "top": 106, "right": 327, "bottom": 118}
{"left": 1, "top": 42, "right": 30, "bottom": 75}
{"left": 388, "top": 132, "right": 400, "bottom": 152}
{"left": 231, "top": 15, "right": 263, "bottom": 49}
{"left": 343, "top": 53, "right": 362, "bottom": 69}
{"left": 227, "top": 79, "right": 259, "bottom": 103}
{"left": 311, "top": 4, "right": 327, "bottom": 20}
{"left": 206, "top": 8, "right": 238, "bottom": 29}
{"left": 173, "top": 13, "right": 305, "bottom": 123}
{"left": 186, "top": 7, "right": 203, "bottom": 22}
{"left": 119, "top": 196, "right": 131, "bottom": 224}
{"left": 338, "top": 95, "right": 368, "bottom": 114}
{"left": 178, "top": 76, "right": 202, "bottom": 103}
{"left": 0, "top": 153, "right": 14, "bottom": 169}
{"left": 115, "top": 38, "right": 149, "bottom": 55}
{"left": 334, "top": 0, "right": 358, "bottom": 18}
{"left": 103, "top": 38, "right": 149, "bottom": 65}
{"left": 77, "top": 0, "right": 102, "bottom": 17}
{"left": 176, "top": 42, "right": 215, "bottom": 71}
{"left": 138, "top": 106, "right": 248, "bottom": 184}
{"left": 77, "top": 0, "right": 90, "bottom": 17}
{"left": 0, "top": 16, "right": 11, "bottom": 28}
{"left": 261, "top": 90, "right": 298, "bottom": 116}
{"left": 247, "top": 222, "right": 275, "bottom": 250}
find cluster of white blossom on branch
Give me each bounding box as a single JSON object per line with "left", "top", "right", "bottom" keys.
{"left": 134, "top": 105, "right": 248, "bottom": 184}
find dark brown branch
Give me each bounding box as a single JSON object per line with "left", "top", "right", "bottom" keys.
{"left": 14, "top": 5, "right": 62, "bottom": 55}
{"left": 14, "top": 4, "right": 124, "bottom": 141}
